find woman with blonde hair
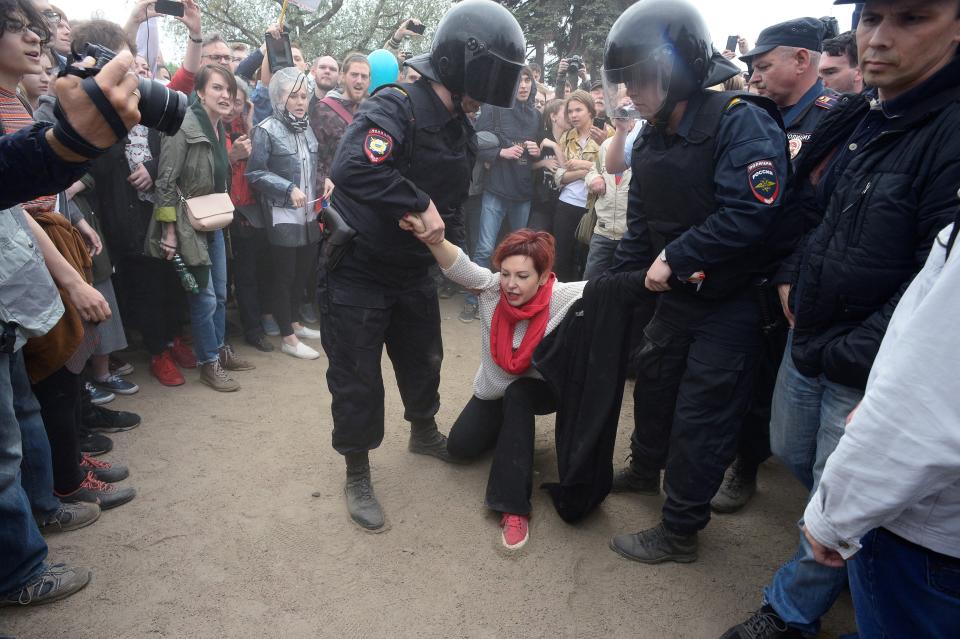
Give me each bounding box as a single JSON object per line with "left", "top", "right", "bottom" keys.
{"left": 551, "top": 90, "right": 601, "bottom": 280}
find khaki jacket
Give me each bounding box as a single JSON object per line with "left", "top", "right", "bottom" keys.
{"left": 145, "top": 108, "right": 221, "bottom": 266}
{"left": 584, "top": 136, "right": 631, "bottom": 241}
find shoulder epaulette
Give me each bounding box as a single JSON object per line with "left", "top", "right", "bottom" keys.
{"left": 815, "top": 94, "right": 838, "bottom": 110}
{"left": 725, "top": 96, "right": 748, "bottom": 111}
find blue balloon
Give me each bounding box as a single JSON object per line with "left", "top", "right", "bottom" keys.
{"left": 368, "top": 49, "right": 400, "bottom": 92}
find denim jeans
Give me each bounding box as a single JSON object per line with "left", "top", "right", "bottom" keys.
{"left": 187, "top": 230, "right": 227, "bottom": 365}
{"left": 13, "top": 353, "right": 60, "bottom": 517}
{"left": 583, "top": 233, "right": 619, "bottom": 279}
{"left": 466, "top": 192, "right": 530, "bottom": 306}
{"left": 763, "top": 333, "right": 864, "bottom": 635}
{"left": 0, "top": 350, "right": 48, "bottom": 594}
{"left": 848, "top": 528, "right": 960, "bottom": 639}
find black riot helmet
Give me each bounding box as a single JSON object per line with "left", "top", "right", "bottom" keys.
{"left": 603, "top": 0, "right": 736, "bottom": 124}
{"left": 404, "top": 0, "right": 526, "bottom": 109}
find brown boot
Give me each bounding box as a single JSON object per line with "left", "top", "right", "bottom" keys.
{"left": 218, "top": 344, "right": 255, "bottom": 371}
{"left": 200, "top": 360, "right": 240, "bottom": 392}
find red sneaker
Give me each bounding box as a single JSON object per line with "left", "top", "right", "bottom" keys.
{"left": 169, "top": 336, "right": 197, "bottom": 369}
{"left": 500, "top": 513, "right": 530, "bottom": 550}
{"left": 150, "top": 352, "right": 185, "bottom": 387}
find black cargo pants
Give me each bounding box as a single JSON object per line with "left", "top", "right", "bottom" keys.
{"left": 318, "top": 271, "right": 442, "bottom": 455}
{"left": 629, "top": 289, "right": 761, "bottom": 535}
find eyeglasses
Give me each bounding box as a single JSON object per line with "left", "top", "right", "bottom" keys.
{"left": 5, "top": 20, "right": 50, "bottom": 44}
{"left": 203, "top": 54, "right": 233, "bottom": 63}
{"left": 41, "top": 10, "right": 61, "bottom": 25}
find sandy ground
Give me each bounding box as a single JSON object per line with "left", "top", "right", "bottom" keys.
{"left": 2, "top": 297, "right": 854, "bottom": 639}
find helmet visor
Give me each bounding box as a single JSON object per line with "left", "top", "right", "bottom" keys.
{"left": 463, "top": 50, "right": 524, "bottom": 108}
{"left": 601, "top": 78, "right": 641, "bottom": 122}
{"left": 603, "top": 45, "right": 673, "bottom": 120}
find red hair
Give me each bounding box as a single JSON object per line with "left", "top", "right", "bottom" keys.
{"left": 492, "top": 229, "right": 556, "bottom": 275}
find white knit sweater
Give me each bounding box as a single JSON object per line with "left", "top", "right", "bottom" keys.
{"left": 442, "top": 248, "right": 587, "bottom": 400}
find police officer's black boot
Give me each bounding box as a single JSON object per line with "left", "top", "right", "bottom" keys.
{"left": 408, "top": 418, "right": 456, "bottom": 463}
{"left": 609, "top": 522, "right": 698, "bottom": 564}
{"left": 610, "top": 457, "right": 661, "bottom": 495}
{"left": 344, "top": 452, "right": 385, "bottom": 531}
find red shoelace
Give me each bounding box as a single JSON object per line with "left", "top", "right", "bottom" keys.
{"left": 80, "top": 454, "right": 111, "bottom": 470}
{"left": 79, "top": 470, "right": 114, "bottom": 493}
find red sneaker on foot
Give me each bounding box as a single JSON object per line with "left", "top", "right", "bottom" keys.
{"left": 150, "top": 352, "right": 185, "bottom": 387}
{"left": 169, "top": 336, "right": 197, "bottom": 369}
{"left": 500, "top": 513, "right": 530, "bottom": 550}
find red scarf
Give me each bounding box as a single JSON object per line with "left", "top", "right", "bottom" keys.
{"left": 489, "top": 274, "right": 556, "bottom": 375}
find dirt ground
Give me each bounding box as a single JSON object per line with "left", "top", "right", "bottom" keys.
{"left": 2, "top": 297, "right": 855, "bottom": 639}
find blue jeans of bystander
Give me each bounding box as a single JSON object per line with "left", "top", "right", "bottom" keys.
{"left": 848, "top": 527, "right": 960, "bottom": 639}
{"left": 187, "top": 230, "right": 227, "bottom": 365}
{"left": 762, "top": 333, "right": 864, "bottom": 635}
{"left": 0, "top": 350, "right": 48, "bottom": 594}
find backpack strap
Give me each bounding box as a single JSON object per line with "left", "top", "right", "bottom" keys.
{"left": 319, "top": 96, "right": 354, "bottom": 125}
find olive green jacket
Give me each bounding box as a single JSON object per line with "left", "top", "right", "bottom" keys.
{"left": 145, "top": 108, "right": 224, "bottom": 266}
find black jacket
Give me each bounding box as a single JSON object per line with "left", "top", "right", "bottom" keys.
{"left": 786, "top": 58, "right": 960, "bottom": 389}
{"left": 534, "top": 270, "right": 649, "bottom": 523}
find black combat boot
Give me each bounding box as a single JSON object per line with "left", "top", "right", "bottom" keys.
{"left": 610, "top": 457, "right": 661, "bottom": 495}
{"left": 344, "top": 452, "right": 384, "bottom": 531}
{"left": 408, "top": 419, "right": 457, "bottom": 463}
{"left": 609, "top": 522, "right": 698, "bottom": 564}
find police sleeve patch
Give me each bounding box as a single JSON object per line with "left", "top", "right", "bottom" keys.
{"left": 747, "top": 160, "right": 780, "bottom": 205}
{"left": 364, "top": 128, "right": 393, "bottom": 164}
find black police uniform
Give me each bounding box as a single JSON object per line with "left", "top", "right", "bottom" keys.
{"left": 319, "top": 78, "right": 475, "bottom": 455}
{"left": 731, "top": 79, "right": 838, "bottom": 491}
{"left": 782, "top": 79, "right": 839, "bottom": 163}
{"left": 611, "top": 89, "right": 790, "bottom": 535}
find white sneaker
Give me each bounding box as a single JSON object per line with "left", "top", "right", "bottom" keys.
{"left": 281, "top": 341, "right": 320, "bottom": 360}
{"left": 294, "top": 326, "right": 323, "bottom": 340}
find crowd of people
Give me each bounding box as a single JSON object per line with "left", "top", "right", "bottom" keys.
{"left": 1, "top": 0, "right": 958, "bottom": 637}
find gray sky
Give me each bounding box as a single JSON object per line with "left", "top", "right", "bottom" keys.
{"left": 56, "top": 0, "right": 856, "bottom": 64}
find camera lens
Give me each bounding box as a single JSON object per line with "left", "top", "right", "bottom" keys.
{"left": 136, "top": 77, "right": 188, "bottom": 135}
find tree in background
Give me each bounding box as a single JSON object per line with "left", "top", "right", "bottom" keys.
{"left": 503, "top": 0, "right": 631, "bottom": 79}
{"left": 183, "top": 0, "right": 449, "bottom": 60}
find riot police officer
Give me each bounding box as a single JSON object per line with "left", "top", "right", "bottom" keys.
{"left": 602, "top": 0, "right": 793, "bottom": 563}
{"left": 319, "top": 0, "right": 526, "bottom": 531}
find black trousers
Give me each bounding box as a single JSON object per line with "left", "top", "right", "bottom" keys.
{"left": 735, "top": 322, "right": 789, "bottom": 480}
{"left": 114, "top": 256, "right": 186, "bottom": 356}
{"left": 553, "top": 200, "right": 585, "bottom": 282}
{"left": 270, "top": 243, "right": 319, "bottom": 337}
{"left": 31, "top": 367, "right": 83, "bottom": 495}
{"left": 447, "top": 379, "right": 557, "bottom": 515}
{"left": 318, "top": 273, "right": 442, "bottom": 455}
{"left": 630, "top": 291, "right": 761, "bottom": 535}
{"left": 231, "top": 224, "right": 273, "bottom": 341}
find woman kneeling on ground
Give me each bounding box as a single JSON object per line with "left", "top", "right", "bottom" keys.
{"left": 400, "top": 216, "right": 585, "bottom": 551}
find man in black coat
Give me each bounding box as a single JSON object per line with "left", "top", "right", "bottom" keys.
{"left": 723, "top": 1, "right": 960, "bottom": 637}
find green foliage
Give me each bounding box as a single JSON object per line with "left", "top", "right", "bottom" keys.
{"left": 190, "top": 0, "right": 451, "bottom": 61}
{"left": 502, "top": 0, "right": 632, "bottom": 78}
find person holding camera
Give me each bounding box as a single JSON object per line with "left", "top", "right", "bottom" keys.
{"left": 1, "top": 3, "right": 149, "bottom": 606}
{"left": 460, "top": 65, "right": 541, "bottom": 323}
{"left": 147, "top": 63, "right": 254, "bottom": 392}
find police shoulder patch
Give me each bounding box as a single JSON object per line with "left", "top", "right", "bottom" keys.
{"left": 747, "top": 160, "right": 780, "bottom": 205}
{"left": 364, "top": 128, "right": 393, "bottom": 164}
{"left": 815, "top": 94, "right": 837, "bottom": 110}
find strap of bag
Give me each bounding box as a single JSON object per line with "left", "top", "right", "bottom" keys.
{"left": 320, "top": 96, "right": 354, "bottom": 125}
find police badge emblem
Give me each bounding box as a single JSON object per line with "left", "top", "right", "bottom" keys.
{"left": 747, "top": 160, "right": 780, "bottom": 205}
{"left": 364, "top": 128, "right": 393, "bottom": 164}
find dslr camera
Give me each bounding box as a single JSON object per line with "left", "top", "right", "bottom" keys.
{"left": 567, "top": 55, "right": 584, "bottom": 75}
{"left": 72, "top": 43, "right": 187, "bottom": 135}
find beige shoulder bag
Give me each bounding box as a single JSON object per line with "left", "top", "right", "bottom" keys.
{"left": 179, "top": 189, "right": 235, "bottom": 232}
